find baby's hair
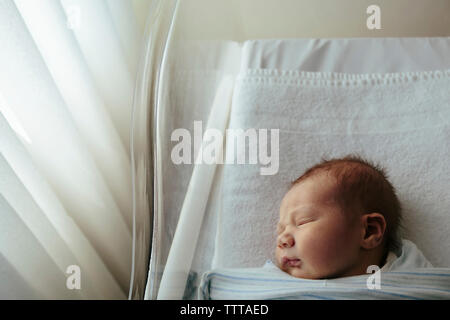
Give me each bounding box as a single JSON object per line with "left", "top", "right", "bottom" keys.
{"left": 291, "top": 154, "right": 402, "bottom": 254}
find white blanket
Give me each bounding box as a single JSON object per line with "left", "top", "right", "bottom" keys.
{"left": 199, "top": 240, "right": 450, "bottom": 300}
{"left": 214, "top": 68, "right": 450, "bottom": 269}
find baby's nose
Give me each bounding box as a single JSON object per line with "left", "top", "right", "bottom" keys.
{"left": 278, "top": 234, "right": 294, "bottom": 248}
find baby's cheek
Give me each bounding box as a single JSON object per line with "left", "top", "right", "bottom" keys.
{"left": 302, "top": 235, "right": 329, "bottom": 264}
{"left": 301, "top": 227, "right": 345, "bottom": 268}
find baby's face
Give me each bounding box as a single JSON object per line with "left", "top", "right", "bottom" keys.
{"left": 275, "top": 173, "right": 363, "bottom": 279}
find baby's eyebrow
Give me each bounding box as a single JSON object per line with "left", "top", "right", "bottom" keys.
{"left": 287, "top": 206, "right": 320, "bottom": 220}
{"left": 288, "top": 206, "right": 316, "bottom": 215}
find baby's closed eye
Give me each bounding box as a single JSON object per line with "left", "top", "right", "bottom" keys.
{"left": 295, "top": 218, "right": 315, "bottom": 227}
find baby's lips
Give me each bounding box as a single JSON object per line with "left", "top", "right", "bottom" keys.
{"left": 282, "top": 257, "right": 301, "bottom": 267}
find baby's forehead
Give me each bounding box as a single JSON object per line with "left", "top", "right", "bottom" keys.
{"left": 280, "top": 174, "right": 340, "bottom": 215}
{"left": 285, "top": 172, "right": 338, "bottom": 200}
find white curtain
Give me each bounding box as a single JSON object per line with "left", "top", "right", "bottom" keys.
{"left": 0, "top": 0, "right": 143, "bottom": 299}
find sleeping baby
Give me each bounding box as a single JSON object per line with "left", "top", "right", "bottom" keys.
{"left": 275, "top": 154, "right": 404, "bottom": 279}
{"left": 199, "top": 154, "right": 449, "bottom": 299}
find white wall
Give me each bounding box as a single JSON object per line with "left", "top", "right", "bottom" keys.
{"left": 233, "top": 0, "right": 450, "bottom": 38}
{"left": 133, "top": 0, "right": 450, "bottom": 39}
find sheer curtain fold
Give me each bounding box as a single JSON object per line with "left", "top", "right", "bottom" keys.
{"left": 0, "top": 193, "right": 82, "bottom": 300}
{"left": 14, "top": 0, "right": 133, "bottom": 232}
{"left": 60, "top": 0, "right": 136, "bottom": 152}
{"left": 106, "top": 0, "right": 142, "bottom": 77}
{"left": 0, "top": 114, "right": 125, "bottom": 299}
{"left": 0, "top": 0, "right": 141, "bottom": 299}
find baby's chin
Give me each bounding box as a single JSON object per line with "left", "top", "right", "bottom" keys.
{"left": 284, "top": 268, "right": 317, "bottom": 279}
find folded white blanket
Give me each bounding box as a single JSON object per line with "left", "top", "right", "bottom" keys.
{"left": 215, "top": 68, "right": 450, "bottom": 269}
{"left": 382, "top": 240, "right": 433, "bottom": 271}
{"left": 199, "top": 240, "right": 450, "bottom": 300}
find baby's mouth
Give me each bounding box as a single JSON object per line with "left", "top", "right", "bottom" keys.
{"left": 282, "top": 257, "right": 302, "bottom": 267}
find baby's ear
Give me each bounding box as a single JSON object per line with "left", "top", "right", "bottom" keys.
{"left": 360, "top": 212, "right": 386, "bottom": 249}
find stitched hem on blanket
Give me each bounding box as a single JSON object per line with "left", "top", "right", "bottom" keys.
{"left": 239, "top": 68, "right": 450, "bottom": 87}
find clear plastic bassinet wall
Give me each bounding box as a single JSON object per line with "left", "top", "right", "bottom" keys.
{"left": 129, "top": 0, "right": 450, "bottom": 299}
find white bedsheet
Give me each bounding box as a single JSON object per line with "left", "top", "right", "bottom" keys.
{"left": 240, "top": 38, "right": 450, "bottom": 73}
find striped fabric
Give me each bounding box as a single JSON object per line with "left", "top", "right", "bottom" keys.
{"left": 198, "top": 262, "right": 450, "bottom": 300}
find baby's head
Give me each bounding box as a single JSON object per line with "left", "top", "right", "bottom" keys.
{"left": 275, "top": 155, "right": 402, "bottom": 279}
